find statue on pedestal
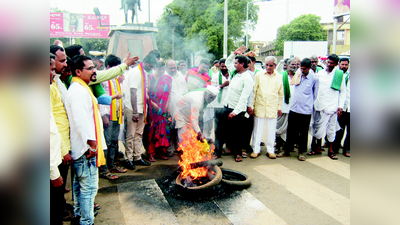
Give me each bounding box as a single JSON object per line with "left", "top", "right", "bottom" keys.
{"left": 120, "top": 0, "right": 142, "bottom": 24}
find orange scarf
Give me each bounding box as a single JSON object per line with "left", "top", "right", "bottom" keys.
{"left": 108, "top": 79, "right": 123, "bottom": 124}
{"left": 138, "top": 63, "right": 148, "bottom": 123}
{"left": 72, "top": 77, "right": 106, "bottom": 167}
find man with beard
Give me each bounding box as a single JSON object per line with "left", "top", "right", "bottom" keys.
{"left": 49, "top": 46, "right": 74, "bottom": 221}
{"left": 166, "top": 59, "right": 188, "bottom": 156}
{"left": 278, "top": 58, "right": 317, "bottom": 161}
{"left": 123, "top": 54, "right": 157, "bottom": 169}
{"left": 186, "top": 58, "right": 212, "bottom": 91}
{"left": 185, "top": 58, "right": 213, "bottom": 142}
{"left": 310, "top": 55, "right": 323, "bottom": 73}
{"left": 308, "top": 54, "right": 346, "bottom": 160}
{"left": 210, "top": 58, "right": 231, "bottom": 158}
{"left": 275, "top": 58, "right": 296, "bottom": 152}
{"left": 333, "top": 58, "right": 350, "bottom": 157}
{"left": 50, "top": 52, "right": 65, "bottom": 225}
{"left": 65, "top": 55, "right": 106, "bottom": 225}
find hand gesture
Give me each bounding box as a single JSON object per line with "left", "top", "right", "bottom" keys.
{"left": 125, "top": 52, "right": 140, "bottom": 67}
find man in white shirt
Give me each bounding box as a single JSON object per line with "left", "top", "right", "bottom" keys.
{"left": 123, "top": 54, "right": 157, "bottom": 169}
{"left": 333, "top": 58, "right": 350, "bottom": 157}
{"left": 65, "top": 55, "right": 103, "bottom": 225}
{"left": 166, "top": 59, "right": 188, "bottom": 156}
{"left": 175, "top": 86, "right": 219, "bottom": 143}
{"left": 222, "top": 55, "right": 254, "bottom": 162}
{"left": 309, "top": 54, "right": 346, "bottom": 160}
{"left": 210, "top": 58, "right": 230, "bottom": 158}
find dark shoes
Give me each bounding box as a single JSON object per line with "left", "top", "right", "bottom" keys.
{"left": 133, "top": 158, "right": 151, "bottom": 166}
{"left": 125, "top": 161, "right": 136, "bottom": 170}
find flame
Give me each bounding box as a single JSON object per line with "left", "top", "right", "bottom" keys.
{"left": 178, "top": 125, "right": 214, "bottom": 180}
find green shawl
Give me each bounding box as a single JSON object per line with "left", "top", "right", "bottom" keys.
{"left": 282, "top": 70, "right": 291, "bottom": 104}
{"left": 331, "top": 69, "right": 344, "bottom": 91}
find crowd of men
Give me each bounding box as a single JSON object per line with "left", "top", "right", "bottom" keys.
{"left": 50, "top": 42, "right": 350, "bottom": 224}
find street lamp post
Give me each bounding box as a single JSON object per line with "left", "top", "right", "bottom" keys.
{"left": 246, "top": 0, "right": 272, "bottom": 48}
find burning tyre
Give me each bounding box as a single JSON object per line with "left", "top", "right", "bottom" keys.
{"left": 175, "top": 165, "right": 222, "bottom": 190}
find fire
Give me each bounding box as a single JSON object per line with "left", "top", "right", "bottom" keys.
{"left": 178, "top": 125, "right": 214, "bottom": 180}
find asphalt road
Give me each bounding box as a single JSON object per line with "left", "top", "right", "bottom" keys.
{"left": 63, "top": 140, "right": 350, "bottom": 225}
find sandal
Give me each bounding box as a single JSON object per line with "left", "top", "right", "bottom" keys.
{"left": 298, "top": 154, "right": 306, "bottom": 161}
{"left": 148, "top": 155, "right": 156, "bottom": 162}
{"left": 242, "top": 151, "right": 248, "bottom": 158}
{"left": 307, "top": 150, "right": 322, "bottom": 156}
{"left": 235, "top": 155, "right": 242, "bottom": 162}
{"left": 94, "top": 203, "right": 101, "bottom": 210}
{"left": 343, "top": 152, "right": 350, "bottom": 157}
{"left": 110, "top": 166, "right": 127, "bottom": 173}
{"left": 276, "top": 151, "right": 290, "bottom": 158}
{"left": 222, "top": 149, "right": 231, "bottom": 155}
{"left": 100, "top": 172, "right": 118, "bottom": 180}
{"left": 328, "top": 152, "right": 338, "bottom": 160}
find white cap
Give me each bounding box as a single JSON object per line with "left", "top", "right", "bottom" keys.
{"left": 205, "top": 85, "right": 219, "bottom": 96}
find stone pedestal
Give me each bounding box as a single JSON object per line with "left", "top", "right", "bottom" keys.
{"left": 107, "top": 23, "right": 158, "bottom": 61}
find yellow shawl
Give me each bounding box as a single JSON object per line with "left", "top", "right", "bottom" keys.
{"left": 72, "top": 77, "right": 106, "bottom": 167}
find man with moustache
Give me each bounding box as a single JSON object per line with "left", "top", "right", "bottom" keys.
{"left": 333, "top": 58, "right": 350, "bottom": 157}
{"left": 308, "top": 54, "right": 346, "bottom": 160}
{"left": 222, "top": 55, "right": 254, "bottom": 162}
{"left": 65, "top": 55, "right": 106, "bottom": 225}
{"left": 186, "top": 58, "right": 212, "bottom": 91}
{"left": 275, "top": 58, "right": 296, "bottom": 152}
{"left": 50, "top": 52, "right": 65, "bottom": 225}
{"left": 178, "top": 60, "right": 188, "bottom": 77}
{"left": 123, "top": 54, "right": 157, "bottom": 169}
{"left": 310, "top": 55, "right": 323, "bottom": 73}
{"left": 278, "top": 58, "right": 317, "bottom": 161}
{"left": 210, "top": 58, "right": 231, "bottom": 158}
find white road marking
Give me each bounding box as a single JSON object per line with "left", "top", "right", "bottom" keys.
{"left": 307, "top": 157, "right": 350, "bottom": 179}
{"left": 214, "top": 190, "right": 287, "bottom": 225}
{"left": 254, "top": 164, "right": 350, "bottom": 225}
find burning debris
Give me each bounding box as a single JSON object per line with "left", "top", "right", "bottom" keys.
{"left": 176, "top": 125, "right": 217, "bottom": 188}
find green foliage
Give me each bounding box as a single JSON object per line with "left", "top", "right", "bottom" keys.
{"left": 156, "top": 0, "right": 259, "bottom": 61}
{"left": 274, "top": 14, "right": 327, "bottom": 56}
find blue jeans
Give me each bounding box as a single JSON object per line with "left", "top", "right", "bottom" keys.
{"left": 72, "top": 155, "right": 98, "bottom": 225}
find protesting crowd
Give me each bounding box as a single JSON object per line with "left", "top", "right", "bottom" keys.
{"left": 50, "top": 42, "right": 350, "bottom": 224}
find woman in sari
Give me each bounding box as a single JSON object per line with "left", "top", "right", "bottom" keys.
{"left": 147, "top": 60, "right": 173, "bottom": 161}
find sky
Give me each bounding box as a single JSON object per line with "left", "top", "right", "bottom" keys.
{"left": 50, "top": 0, "right": 337, "bottom": 42}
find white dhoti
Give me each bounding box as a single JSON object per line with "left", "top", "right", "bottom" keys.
{"left": 202, "top": 107, "right": 214, "bottom": 140}
{"left": 252, "top": 116, "right": 277, "bottom": 154}
{"left": 310, "top": 110, "right": 340, "bottom": 142}
{"left": 276, "top": 113, "right": 289, "bottom": 141}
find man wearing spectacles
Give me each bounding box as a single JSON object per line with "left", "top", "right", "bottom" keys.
{"left": 250, "top": 56, "right": 284, "bottom": 160}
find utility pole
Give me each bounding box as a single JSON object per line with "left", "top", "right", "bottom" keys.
{"left": 172, "top": 25, "right": 175, "bottom": 59}
{"left": 148, "top": 0, "right": 150, "bottom": 22}
{"left": 223, "top": 0, "right": 228, "bottom": 58}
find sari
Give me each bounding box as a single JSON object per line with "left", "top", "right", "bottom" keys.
{"left": 147, "top": 73, "right": 173, "bottom": 155}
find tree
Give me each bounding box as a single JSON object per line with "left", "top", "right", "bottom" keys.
{"left": 155, "top": 0, "right": 259, "bottom": 61}
{"left": 274, "top": 14, "right": 327, "bottom": 56}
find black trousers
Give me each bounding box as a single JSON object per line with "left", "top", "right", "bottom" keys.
{"left": 333, "top": 111, "right": 350, "bottom": 153}
{"left": 214, "top": 108, "right": 226, "bottom": 157}
{"left": 50, "top": 181, "right": 65, "bottom": 225}
{"left": 283, "top": 111, "right": 312, "bottom": 154}
{"left": 223, "top": 107, "right": 248, "bottom": 157}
